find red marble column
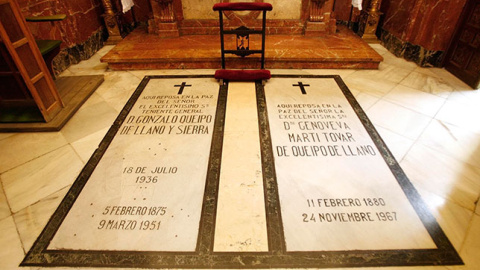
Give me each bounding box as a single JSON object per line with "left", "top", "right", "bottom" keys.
{"left": 148, "top": 0, "right": 180, "bottom": 37}
{"left": 305, "top": 0, "right": 336, "bottom": 36}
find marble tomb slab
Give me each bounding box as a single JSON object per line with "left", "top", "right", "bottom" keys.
{"left": 22, "top": 75, "right": 462, "bottom": 268}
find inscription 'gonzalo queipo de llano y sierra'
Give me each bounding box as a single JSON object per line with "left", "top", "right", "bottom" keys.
{"left": 47, "top": 78, "right": 219, "bottom": 252}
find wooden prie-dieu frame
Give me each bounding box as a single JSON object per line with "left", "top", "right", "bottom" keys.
{"left": 213, "top": 2, "right": 272, "bottom": 81}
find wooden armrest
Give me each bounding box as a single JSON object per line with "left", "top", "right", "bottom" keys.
{"left": 35, "top": 40, "right": 62, "bottom": 55}
{"left": 25, "top": 14, "right": 67, "bottom": 22}
{"left": 213, "top": 3, "right": 273, "bottom": 11}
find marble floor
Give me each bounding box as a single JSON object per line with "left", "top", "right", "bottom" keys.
{"left": 0, "top": 43, "right": 479, "bottom": 270}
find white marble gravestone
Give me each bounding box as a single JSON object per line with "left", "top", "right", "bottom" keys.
{"left": 264, "top": 78, "right": 436, "bottom": 251}
{"left": 50, "top": 78, "right": 219, "bottom": 251}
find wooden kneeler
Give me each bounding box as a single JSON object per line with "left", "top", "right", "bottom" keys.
{"left": 25, "top": 14, "right": 67, "bottom": 78}
{"left": 213, "top": 2, "right": 272, "bottom": 82}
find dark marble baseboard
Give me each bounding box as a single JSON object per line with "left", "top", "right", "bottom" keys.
{"left": 52, "top": 27, "right": 108, "bottom": 76}
{"left": 380, "top": 29, "right": 445, "bottom": 67}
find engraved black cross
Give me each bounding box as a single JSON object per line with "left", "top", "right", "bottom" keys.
{"left": 293, "top": 82, "right": 310, "bottom": 95}
{"left": 174, "top": 82, "right": 192, "bottom": 95}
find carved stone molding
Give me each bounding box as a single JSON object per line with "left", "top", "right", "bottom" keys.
{"left": 305, "top": 0, "right": 336, "bottom": 36}
{"left": 149, "top": 0, "right": 179, "bottom": 37}
{"left": 154, "top": 0, "right": 175, "bottom": 22}
{"left": 309, "top": 0, "right": 326, "bottom": 22}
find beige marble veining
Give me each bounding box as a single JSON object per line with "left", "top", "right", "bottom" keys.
{"left": 418, "top": 120, "right": 480, "bottom": 169}
{"left": 374, "top": 126, "right": 414, "bottom": 162}
{"left": 96, "top": 85, "right": 137, "bottom": 112}
{"left": 401, "top": 144, "right": 480, "bottom": 211}
{"left": 0, "top": 178, "right": 11, "bottom": 221}
{"left": 1, "top": 145, "right": 83, "bottom": 213}
{"left": 415, "top": 187, "right": 474, "bottom": 250}
{"left": 0, "top": 132, "right": 68, "bottom": 174}
{"left": 0, "top": 132, "right": 13, "bottom": 141}
{"left": 59, "top": 96, "right": 119, "bottom": 143}
{"left": 0, "top": 216, "right": 30, "bottom": 269}
{"left": 366, "top": 100, "right": 432, "bottom": 140}
{"left": 343, "top": 73, "right": 398, "bottom": 98}
{"left": 98, "top": 71, "right": 142, "bottom": 93}
{"left": 70, "top": 127, "right": 110, "bottom": 163}
{"left": 214, "top": 82, "right": 268, "bottom": 252}
{"left": 352, "top": 62, "right": 412, "bottom": 84}
{"left": 383, "top": 84, "right": 446, "bottom": 117}
{"left": 13, "top": 186, "right": 70, "bottom": 251}
{"left": 457, "top": 215, "right": 480, "bottom": 269}
{"left": 379, "top": 52, "right": 419, "bottom": 71}
{"left": 435, "top": 99, "right": 480, "bottom": 134}
{"left": 400, "top": 71, "right": 455, "bottom": 98}
{"left": 353, "top": 91, "right": 380, "bottom": 111}
{"left": 447, "top": 83, "right": 480, "bottom": 105}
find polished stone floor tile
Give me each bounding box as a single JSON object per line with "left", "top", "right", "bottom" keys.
{"left": 1, "top": 145, "right": 83, "bottom": 213}
{"left": 343, "top": 72, "right": 397, "bottom": 97}
{"left": 418, "top": 120, "right": 480, "bottom": 169}
{"left": 0, "top": 132, "right": 68, "bottom": 174}
{"left": 352, "top": 62, "right": 412, "bottom": 84}
{"left": 66, "top": 53, "right": 109, "bottom": 76}
{"left": 0, "top": 216, "right": 30, "bottom": 269}
{"left": 354, "top": 91, "right": 380, "bottom": 111}
{"left": 96, "top": 85, "right": 137, "bottom": 112}
{"left": 70, "top": 127, "right": 110, "bottom": 163}
{"left": 303, "top": 68, "right": 357, "bottom": 77}
{"left": 458, "top": 215, "right": 480, "bottom": 269}
{"left": 97, "top": 71, "right": 142, "bottom": 93}
{"left": 60, "top": 95, "right": 119, "bottom": 143}
{"left": 380, "top": 52, "right": 419, "bottom": 71}
{"left": 366, "top": 100, "right": 432, "bottom": 140}
{"left": 415, "top": 188, "right": 473, "bottom": 250}
{"left": 0, "top": 132, "right": 13, "bottom": 141}
{"left": 374, "top": 126, "right": 414, "bottom": 162}
{"left": 401, "top": 144, "right": 480, "bottom": 211}
{"left": 414, "top": 66, "right": 474, "bottom": 91}
{"left": 448, "top": 86, "right": 480, "bottom": 106}
{"left": 0, "top": 179, "right": 10, "bottom": 221}
{"left": 435, "top": 100, "right": 480, "bottom": 134}
{"left": 400, "top": 71, "right": 455, "bottom": 98}
{"left": 383, "top": 84, "right": 446, "bottom": 117}
{"left": 13, "top": 186, "right": 70, "bottom": 251}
